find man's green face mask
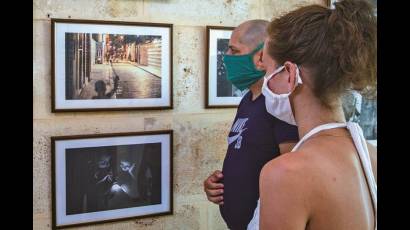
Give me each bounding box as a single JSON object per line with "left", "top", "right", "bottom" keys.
{"left": 222, "top": 43, "right": 266, "bottom": 91}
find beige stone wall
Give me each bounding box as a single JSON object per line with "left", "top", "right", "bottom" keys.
{"left": 33, "top": 0, "right": 324, "bottom": 229}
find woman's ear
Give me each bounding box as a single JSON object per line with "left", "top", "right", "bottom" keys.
{"left": 283, "top": 61, "right": 297, "bottom": 92}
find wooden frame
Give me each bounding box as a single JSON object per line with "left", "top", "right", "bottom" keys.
{"left": 51, "top": 130, "right": 173, "bottom": 229}
{"left": 51, "top": 19, "right": 173, "bottom": 112}
{"left": 205, "top": 26, "right": 248, "bottom": 108}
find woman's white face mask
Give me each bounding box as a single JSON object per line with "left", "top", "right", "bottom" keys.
{"left": 262, "top": 65, "right": 303, "bottom": 125}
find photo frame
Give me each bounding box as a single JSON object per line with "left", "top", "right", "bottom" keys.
{"left": 205, "top": 26, "right": 248, "bottom": 108}
{"left": 342, "top": 91, "right": 377, "bottom": 146}
{"left": 51, "top": 130, "right": 173, "bottom": 229}
{"left": 51, "top": 19, "right": 173, "bottom": 112}
{"left": 328, "top": 0, "right": 377, "bottom": 146}
{"left": 328, "top": 0, "right": 377, "bottom": 16}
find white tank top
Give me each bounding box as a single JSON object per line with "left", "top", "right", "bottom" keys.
{"left": 247, "top": 122, "right": 377, "bottom": 230}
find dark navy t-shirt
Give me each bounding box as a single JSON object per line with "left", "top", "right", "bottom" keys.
{"left": 219, "top": 91, "right": 299, "bottom": 230}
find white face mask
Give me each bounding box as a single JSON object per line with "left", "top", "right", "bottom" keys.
{"left": 262, "top": 65, "right": 303, "bottom": 125}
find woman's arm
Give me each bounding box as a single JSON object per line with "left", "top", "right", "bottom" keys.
{"left": 259, "top": 155, "right": 311, "bottom": 230}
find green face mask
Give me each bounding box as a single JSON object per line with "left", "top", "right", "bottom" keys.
{"left": 222, "top": 43, "right": 266, "bottom": 91}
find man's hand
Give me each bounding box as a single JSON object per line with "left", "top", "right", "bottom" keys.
{"left": 204, "top": 170, "right": 224, "bottom": 205}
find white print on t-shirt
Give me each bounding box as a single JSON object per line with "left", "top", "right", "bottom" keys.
{"left": 228, "top": 118, "right": 248, "bottom": 149}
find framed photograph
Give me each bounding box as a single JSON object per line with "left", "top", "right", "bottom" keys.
{"left": 329, "top": 0, "right": 377, "bottom": 146}
{"left": 51, "top": 19, "right": 173, "bottom": 112}
{"left": 328, "top": 0, "right": 377, "bottom": 16}
{"left": 342, "top": 91, "right": 377, "bottom": 146}
{"left": 205, "top": 26, "right": 248, "bottom": 108}
{"left": 51, "top": 130, "right": 173, "bottom": 229}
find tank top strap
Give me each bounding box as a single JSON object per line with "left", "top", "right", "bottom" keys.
{"left": 346, "top": 122, "right": 377, "bottom": 230}
{"left": 291, "top": 123, "right": 347, "bottom": 152}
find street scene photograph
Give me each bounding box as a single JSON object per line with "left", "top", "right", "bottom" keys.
{"left": 65, "top": 33, "right": 162, "bottom": 100}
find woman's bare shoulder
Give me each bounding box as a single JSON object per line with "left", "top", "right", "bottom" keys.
{"left": 261, "top": 151, "right": 314, "bottom": 187}
{"left": 259, "top": 152, "right": 316, "bottom": 220}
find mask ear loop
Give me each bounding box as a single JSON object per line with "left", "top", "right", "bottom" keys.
{"left": 283, "top": 63, "right": 302, "bottom": 83}
{"left": 266, "top": 65, "right": 285, "bottom": 81}
{"left": 250, "top": 42, "right": 264, "bottom": 55}
{"left": 295, "top": 65, "right": 303, "bottom": 85}
{"left": 266, "top": 65, "right": 302, "bottom": 94}
{"left": 288, "top": 64, "right": 303, "bottom": 93}
{"left": 263, "top": 65, "right": 286, "bottom": 95}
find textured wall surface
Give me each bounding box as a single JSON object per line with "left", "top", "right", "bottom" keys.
{"left": 33, "top": 0, "right": 324, "bottom": 229}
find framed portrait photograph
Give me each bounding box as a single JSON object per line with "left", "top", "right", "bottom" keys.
{"left": 51, "top": 130, "right": 173, "bottom": 229}
{"left": 205, "top": 26, "right": 248, "bottom": 108}
{"left": 51, "top": 19, "right": 173, "bottom": 112}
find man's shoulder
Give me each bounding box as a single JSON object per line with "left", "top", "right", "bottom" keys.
{"left": 234, "top": 93, "right": 274, "bottom": 127}
{"left": 237, "top": 92, "right": 268, "bottom": 113}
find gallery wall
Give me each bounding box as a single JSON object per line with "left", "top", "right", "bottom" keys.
{"left": 33, "top": 0, "right": 324, "bottom": 229}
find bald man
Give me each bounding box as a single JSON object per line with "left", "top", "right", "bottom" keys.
{"left": 203, "top": 20, "right": 299, "bottom": 229}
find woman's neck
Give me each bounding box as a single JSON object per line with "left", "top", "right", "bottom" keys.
{"left": 293, "top": 90, "right": 346, "bottom": 139}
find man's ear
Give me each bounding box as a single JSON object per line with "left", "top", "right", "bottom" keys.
{"left": 254, "top": 50, "right": 265, "bottom": 71}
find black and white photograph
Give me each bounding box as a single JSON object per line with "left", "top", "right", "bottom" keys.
{"left": 52, "top": 19, "right": 173, "bottom": 112}
{"left": 216, "top": 38, "right": 247, "bottom": 98}
{"left": 52, "top": 131, "right": 172, "bottom": 229}
{"left": 206, "top": 26, "right": 246, "bottom": 108}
